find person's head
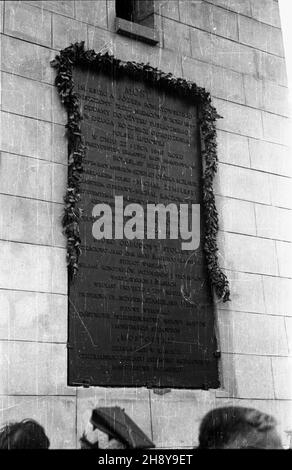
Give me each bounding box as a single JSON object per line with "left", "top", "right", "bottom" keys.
{"left": 0, "top": 419, "right": 50, "bottom": 449}
{"left": 198, "top": 406, "right": 282, "bottom": 449}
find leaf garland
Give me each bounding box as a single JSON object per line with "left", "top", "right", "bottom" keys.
{"left": 51, "top": 41, "right": 230, "bottom": 302}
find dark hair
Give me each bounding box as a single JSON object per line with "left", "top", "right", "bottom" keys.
{"left": 198, "top": 406, "right": 278, "bottom": 449}
{"left": 0, "top": 419, "right": 50, "bottom": 449}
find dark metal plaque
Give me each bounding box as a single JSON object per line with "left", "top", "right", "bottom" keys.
{"left": 68, "top": 66, "right": 219, "bottom": 388}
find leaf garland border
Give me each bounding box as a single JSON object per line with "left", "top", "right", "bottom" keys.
{"left": 51, "top": 41, "right": 230, "bottom": 302}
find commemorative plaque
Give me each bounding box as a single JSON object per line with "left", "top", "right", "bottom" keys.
{"left": 68, "top": 62, "right": 219, "bottom": 388}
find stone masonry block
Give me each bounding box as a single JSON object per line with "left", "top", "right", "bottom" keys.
{"left": 269, "top": 174, "right": 292, "bottom": 209}
{"left": 263, "top": 276, "right": 292, "bottom": 316}
{"left": 181, "top": 56, "right": 245, "bottom": 104}
{"left": 206, "top": 0, "right": 252, "bottom": 16}
{"left": 154, "top": 0, "right": 180, "bottom": 20}
{"left": 221, "top": 353, "right": 274, "bottom": 398}
{"left": 244, "top": 76, "right": 290, "bottom": 117}
{"left": 215, "top": 163, "right": 271, "bottom": 204}
{"left": 52, "top": 14, "right": 88, "bottom": 50}
{"left": 75, "top": 0, "right": 107, "bottom": 29}
{"left": 51, "top": 85, "right": 68, "bottom": 125}
{"left": 179, "top": 0, "right": 238, "bottom": 41}
{"left": 256, "top": 50, "right": 287, "bottom": 86}
{"left": 249, "top": 139, "right": 292, "bottom": 177}
{"left": 239, "top": 15, "right": 284, "bottom": 56}
{"left": 0, "top": 194, "right": 65, "bottom": 247}
{"left": 0, "top": 240, "right": 67, "bottom": 294}
{"left": 0, "top": 1, "right": 3, "bottom": 33}
{"left": 0, "top": 289, "right": 67, "bottom": 343}
{"left": 255, "top": 204, "right": 292, "bottom": 242}
{"left": 272, "top": 357, "right": 292, "bottom": 399}
{"left": 190, "top": 28, "right": 256, "bottom": 75}
{"left": 216, "top": 131, "right": 250, "bottom": 167}
{"left": 4, "top": 1, "right": 51, "bottom": 47}
{"left": 163, "top": 17, "right": 191, "bottom": 56}
{"left": 1, "top": 35, "right": 55, "bottom": 84}
{"left": 250, "top": 0, "right": 281, "bottom": 28}
{"left": 2, "top": 72, "right": 52, "bottom": 122}
{"left": 1, "top": 112, "right": 52, "bottom": 161}
{"left": 216, "top": 196, "right": 256, "bottom": 236}
{"left": 285, "top": 317, "right": 292, "bottom": 356}
{"left": 262, "top": 112, "right": 291, "bottom": 146}
{"left": 75, "top": 1, "right": 107, "bottom": 28}
{"left": 217, "top": 271, "right": 265, "bottom": 314}
{"left": 0, "top": 341, "right": 74, "bottom": 395}
{"left": 276, "top": 241, "right": 292, "bottom": 278}
{"left": 25, "top": 0, "right": 75, "bottom": 17}
{"left": 218, "top": 311, "right": 288, "bottom": 356}
{"left": 0, "top": 153, "right": 66, "bottom": 204}
{"left": 217, "top": 231, "right": 278, "bottom": 275}
{"left": 214, "top": 99, "right": 263, "bottom": 139}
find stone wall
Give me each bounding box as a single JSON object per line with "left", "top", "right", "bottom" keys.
{"left": 0, "top": 0, "right": 291, "bottom": 448}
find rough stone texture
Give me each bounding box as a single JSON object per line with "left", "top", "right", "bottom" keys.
{"left": 2, "top": 72, "right": 52, "bottom": 122}
{"left": 250, "top": 0, "right": 281, "bottom": 28}
{"left": 190, "top": 28, "right": 257, "bottom": 75}
{"left": 0, "top": 290, "right": 67, "bottom": 342}
{"left": 0, "top": 153, "right": 67, "bottom": 203}
{"left": 182, "top": 56, "right": 245, "bottom": 104}
{"left": 249, "top": 139, "right": 292, "bottom": 177}
{"left": 269, "top": 174, "right": 292, "bottom": 209}
{"left": 154, "top": 0, "right": 180, "bottom": 20}
{"left": 216, "top": 196, "right": 256, "bottom": 236}
{"left": 276, "top": 241, "right": 292, "bottom": 278}
{"left": 238, "top": 15, "right": 284, "bottom": 56}
{"left": 214, "top": 164, "right": 271, "bottom": 204}
{"left": 0, "top": 194, "right": 65, "bottom": 247}
{"left": 272, "top": 357, "right": 292, "bottom": 399}
{"left": 4, "top": 1, "right": 51, "bottom": 47}
{"left": 216, "top": 131, "right": 250, "bottom": 167}
{"left": 255, "top": 204, "right": 292, "bottom": 242}
{"left": 214, "top": 99, "right": 263, "bottom": 139}
{"left": 217, "top": 231, "right": 278, "bottom": 275}
{"left": 179, "top": 0, "right": 238, "bottom": 41}
{"left": 255, "top": 49, "right": 287, "bottom": 85}
{"left": 25, "top": 1, "right": 75, "bottom": 17}
{"left": 243, "top": 76, "right": 290, "bottom": 117}
{"left": 163, "top": 17, "right": 191, "bottom": 56}
{"left": 1, "top": 35, "right": 55, "bottom": 84}
{"left": 221, "top": 353, "right": 275, "bottom": 399}
{"left": 206, "top": 0, "right": 252, "bottom": 16}
{"left": 75, "top": 0, "right": 107, "bottom": 28}
{"left": 217, "top": 311, "right": 288, "bottom": 356}
{"left": 0, "top": 340, "right": 74, "bottom": 395}
{"left": 52, "top": 14, "right": 88, "bottom": 50}
{"left": 263, "top": 276, "right": 292, "bottom": 316}
{"left": 0, "top": 241, "right": 67, "bottom": 293}
{"left": 0, "top": 0, "right": 291, "bottom": 449}
{"left": 217, "top": 271, "right": 266, "bottom": 314}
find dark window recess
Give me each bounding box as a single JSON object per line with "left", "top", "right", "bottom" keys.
{"left": 115, "top": 0, "right": 159, "bottom": 45}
